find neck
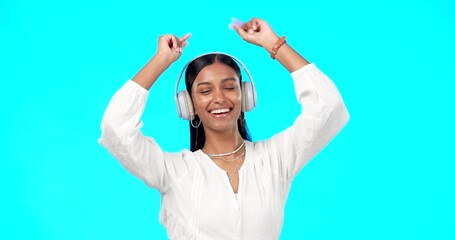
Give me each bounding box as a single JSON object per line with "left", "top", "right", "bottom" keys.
{"left": 202, "top": 127, "right": 244, "bottom": 155}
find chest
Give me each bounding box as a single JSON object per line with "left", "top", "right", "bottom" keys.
{"left": 167, "top": 160, "right": 288, "bottom": 230}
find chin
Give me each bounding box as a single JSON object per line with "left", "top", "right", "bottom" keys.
{"left": 202, "top": 119, "right": 239, "bottom": 133}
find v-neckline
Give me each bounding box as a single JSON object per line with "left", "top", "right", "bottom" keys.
{"left": 197, "top": 141, "right": 250, "bottom": 194}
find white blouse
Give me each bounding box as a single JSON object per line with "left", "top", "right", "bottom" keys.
{"left": 99, "top": 63, "right": 349, "bottom": 239}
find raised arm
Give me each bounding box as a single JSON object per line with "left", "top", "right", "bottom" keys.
{"left": 232, "top": 17, "right": 308, "bottom": 72}
{"left": 233, "top": 18, "right": 349, "bottom": 179}
{"left": 99, "top": 34, "right": 192, "bottom": 192}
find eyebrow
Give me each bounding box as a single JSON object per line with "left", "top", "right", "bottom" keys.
{"left": 196, "top": 78, "right": 237, "bottom": 87}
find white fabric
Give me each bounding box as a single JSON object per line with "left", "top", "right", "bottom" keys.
{"left": 99, "top": 63, "right": 349, "bottom": 239}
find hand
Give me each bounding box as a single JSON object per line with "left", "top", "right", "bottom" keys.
{"left": 156, "top": 33, "right": 191, "bottom": 64}
{"left": 232, "top": 17, "right": 279, "bottom": 51}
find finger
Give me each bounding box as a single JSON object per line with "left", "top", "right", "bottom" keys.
{"left": 231, "top": 17, "right": 244, "bottom": 26}
{"left": 250, "top": 18, "right": 258, "bottom": 30}
{"left": 243, "top": 21, "right": 253, "bottom": 31}
{"left": 252, "top": 17, "right": 265, "bottom": 31}
{"left": 233, "top": 25, "right": 249, "bottom": 40}
{"left": 166, "top": 35, "right": 175, "bottom": 48}
{"left": 170, "top": 35, "right": 182, "bottom": 53}
{"left": 229, "top": 17, "right": 244, "bottom": 30}
{"left": 179, "top": 33, "right": 191, "bottom": 42}
{"left": 229, "top": 22, "right": 242, "bottom": 30}
{"left": 252, "top": 17, "right": 266, "bottom": 30}
{"left": 244, "top": 21, "right": 255, "bottom": 34}
{"left": 174, "top": 35, "right": 181, "bottom": 48}
{"left": 178, "top": 34, "right": 190, "bottom": 52}
{"left": 178, "top": 34, "right": 191, "bottom": 52}
{"left": 254, "top": 18, "right": 270, "bottom": 29}
{"left": 180, "top": 39, "right": 189, "bottom": 52}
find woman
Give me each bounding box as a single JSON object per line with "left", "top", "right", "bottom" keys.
{"left": 99, "top": 18, "right": 349, "bottom": 239}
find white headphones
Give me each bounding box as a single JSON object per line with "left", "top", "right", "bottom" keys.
{"left": 175, "top": 52, "right": 257, "bottom": 120}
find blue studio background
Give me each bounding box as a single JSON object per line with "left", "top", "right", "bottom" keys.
{"left": 2, "top": 0, "right": 454, "bottom": 239}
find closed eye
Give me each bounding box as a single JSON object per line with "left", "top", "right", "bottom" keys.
{"left": 199, "top": 90, "right": 211, "bottom": 94}
{"left": 224, "top": 85, "right": 238, "bottom": 91}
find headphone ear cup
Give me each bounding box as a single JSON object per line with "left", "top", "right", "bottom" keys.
{"left": 177, "top": 90, "right": 195, "bottom": 120}
{"left": 241, "top": 82, "right": 256, "bottom": 112}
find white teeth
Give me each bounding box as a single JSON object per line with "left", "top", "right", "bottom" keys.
{"left": 210, "top": 108, "right": 230, "bottom": 114}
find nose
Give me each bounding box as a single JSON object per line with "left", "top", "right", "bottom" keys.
{"left": 213, "top": 88, "right": 227, "bottom": 104}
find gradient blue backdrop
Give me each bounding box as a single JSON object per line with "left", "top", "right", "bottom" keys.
{"left": 2, "top": 0, "right": 454, "bottom": 239}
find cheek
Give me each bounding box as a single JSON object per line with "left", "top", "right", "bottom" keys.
{"left": 192, "top": 96, "right": 209, "bottom": 113}
{"left": 232, "top": 91, "right": 242, "bottom": 104}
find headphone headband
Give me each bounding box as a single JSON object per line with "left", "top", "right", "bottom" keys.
{"left": 175, "top": 52, "right": 256, "bottom": 119}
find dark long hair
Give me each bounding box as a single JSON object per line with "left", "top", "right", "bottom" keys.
{"left": 185, "top": 54, "right": 252, "bottom": 151}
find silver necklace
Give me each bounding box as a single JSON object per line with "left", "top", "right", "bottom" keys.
{"left": 227, "top": 154, "right": 243, "bottom": 182}
{"left": 211, "top": 150, "right": 245, "bottom": 163}
{"left": 206, "top": 140, "right": 245, "bottom": 158}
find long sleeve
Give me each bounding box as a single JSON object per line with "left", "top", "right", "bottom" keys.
{"left": 98, "top": 80, "right": 193, "bottom": 193}
{"left": 263, "top": 63, "right": 350, "bottom": 180}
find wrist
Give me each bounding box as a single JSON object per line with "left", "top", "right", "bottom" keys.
{"left": 261, "top": 34, "right": 280, "bottom": 52}
{"left": 153, "top": 52, "right": 174, "bottom": 68}
{"left": 269, "top": 36, "right": 287, "bottom": 59}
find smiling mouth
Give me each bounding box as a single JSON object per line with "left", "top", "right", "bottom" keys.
{"left": 209, "top": 108, "right": 232, "bottom": 117}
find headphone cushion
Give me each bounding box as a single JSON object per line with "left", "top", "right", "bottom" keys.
{"left": 177, "top": 90, "right": 194, "bottom": 120}
{"left": 242, "top": 82, "right": 255, "bottom": 112}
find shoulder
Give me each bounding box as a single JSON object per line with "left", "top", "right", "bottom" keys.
{"left": 162, "top": 149, "right": 203, "bottom": 169}
{"left": 164, "top": 148, "right": 201, "bottom": 161}
{"left": 247, "top": 140, "right": 273, "bottom": 160}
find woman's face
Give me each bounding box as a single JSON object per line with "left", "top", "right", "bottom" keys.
{"left": 191, "top": 61, "right": 242, "bottom": 134}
